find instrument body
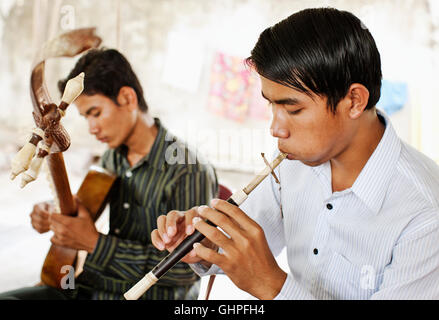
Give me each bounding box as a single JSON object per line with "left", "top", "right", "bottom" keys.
{"left": 41, "top": 166, "right": 116, "bottom": 288}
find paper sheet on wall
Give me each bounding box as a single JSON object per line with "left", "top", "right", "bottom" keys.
{"left": 377, "top": 79, "right": 408, "bottom": 115}
{"left": 161, "top": 30, "right": 204, "bottom": 93}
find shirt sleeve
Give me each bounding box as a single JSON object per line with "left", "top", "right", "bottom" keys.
{"left": 81, "top": 164, "right": 219, "bottom": 291}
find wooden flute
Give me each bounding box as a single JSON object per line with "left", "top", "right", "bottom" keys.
{"left": 124, "top": 152, "right": 287, "bottom": 300}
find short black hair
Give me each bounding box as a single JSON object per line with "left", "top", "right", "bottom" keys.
{"left": 246, "top": 7, "right": 382, "bottom": 113}
{"left": 58, "top": 48, "right": 148, "bottom": 112}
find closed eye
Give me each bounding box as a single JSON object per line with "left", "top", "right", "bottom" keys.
{"left": 287, "top": 109, "right": 302, "bottom": 115}
{"left": 83, "top": 106, "right": 101, "bottom": 118}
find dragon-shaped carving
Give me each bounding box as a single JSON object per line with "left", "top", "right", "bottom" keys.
{"left": 31, "top": 28, "right": 101, "bottom": 153}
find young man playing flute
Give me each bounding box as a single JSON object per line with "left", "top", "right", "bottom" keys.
{"left": 151, "top": 7, "right": 439, "bottom": 299}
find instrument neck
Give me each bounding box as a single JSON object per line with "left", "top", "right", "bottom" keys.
{"left": 46, "top": 153, "right": 76, "bottom": 215}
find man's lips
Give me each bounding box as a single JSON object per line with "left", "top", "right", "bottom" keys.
{"left": 97, "top": 137, "right": 109, "bottom": 143}
{"left": 279, "top": 147, "right": 295, "bottom": 160}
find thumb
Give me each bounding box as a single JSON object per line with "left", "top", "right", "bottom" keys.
{"left": 76, "top": 198, "right": 91, "bottom": 219}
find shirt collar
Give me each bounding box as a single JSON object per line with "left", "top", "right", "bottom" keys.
{"left": 311, "top": 109, "right": 401, "bottom": 215}
{"left": 117, "top": 117, "right": 170, "bottom": 171}
{"left": 351, "top": 109, "right": 401, "bottom": 214}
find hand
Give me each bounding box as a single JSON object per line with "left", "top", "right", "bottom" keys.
{"left": 49, "top": 199, "right": 99, "bottom": 253}
{"left": 30, "top": 201, "right": 54, "bottom": 234}
{"left": 151, "top": 207, "right": 217, "bottom": 265}
{"left": 192, "top": 199, "right": 287, "bottom": 300}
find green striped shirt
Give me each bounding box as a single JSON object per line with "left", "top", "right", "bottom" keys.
{"left": 76, "top": 118, "right": 218, "bottom": 300}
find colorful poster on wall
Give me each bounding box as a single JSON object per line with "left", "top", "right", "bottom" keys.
{"left": 207, "top": 52, "right": 270, "bottom": 122}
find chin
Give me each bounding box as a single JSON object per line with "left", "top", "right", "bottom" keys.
{"left": 301, "top": 161, "right": 322, "bottom": 167}
{"left": 284, "top": 152, "right": 326, "bottom": 167}
{"left": 299, "top": 158, "right": 327, "bottom": 167}
{"left": 105, "top": 140, "right": 117, "bottom": 149}
{"left": 108, "top": 143, "right": 119, "bottom": 149}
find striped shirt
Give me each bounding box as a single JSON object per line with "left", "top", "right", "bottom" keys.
{"left": 76, "top": 118, "right": 218, "bottom": 300}
{"left": 194, "top": 110, "right": 439, "bottom": 299}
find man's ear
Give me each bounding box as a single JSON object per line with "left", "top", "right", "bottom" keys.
{"left": 117, "top": 86, "right": 138, "bottom": 111}
{"left": 346, "top": 83, "right": 370, "bottom": 120}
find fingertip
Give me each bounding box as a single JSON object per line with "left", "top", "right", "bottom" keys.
{"left": 192, "top": 217, "right": 202, "bottom": 225}
{"left": 162, "top": 232, "right": 171, "bottom": 244}
{"left": 210, "top": 198, "right": 219, "bottom": 207}
{"left": 167, "top": 226, "right": 176, "bottom": 237}
{"left": 185, "top": 224, "right": 194, "bottom": 235}
{"left": 197, "top": 205, "right": 208, "bottom": 216}
{"left": 156, "top": 241, "right": 165, "bottom": 251}
{"left": 189, "top": 248, "right": 197, "bottom": 257}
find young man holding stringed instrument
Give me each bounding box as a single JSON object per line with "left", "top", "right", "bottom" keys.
{"left": 149, "top": 8, "right": 439, "bottom": 300}
{"left": 1, "top": 48, "right": 218, "bottom": 300}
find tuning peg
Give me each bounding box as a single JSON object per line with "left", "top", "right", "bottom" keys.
{"left": 10, "top": 128, "right": 44, "bottom": 180}
{"left": 20, "top": 143, "right": 50, "bottom": 188}
{"left": 59, "top": 72, "right": 84, "bottom": 111}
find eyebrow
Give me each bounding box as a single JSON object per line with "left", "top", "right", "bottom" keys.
{"left": 261, "top": 91, "right": 301, "bottom": 106}
{"left": 81, "top": 106, "right": 98, "bottom": 117}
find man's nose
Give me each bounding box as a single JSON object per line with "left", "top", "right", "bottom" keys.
{"left": 270, "top": 127, "right": 289, "bottom": 138}
{"left": 88, "top": 119, "right": 99, "bottom": 135}
{"left": 270, "top": 108, "right": 290, "bottom": 138}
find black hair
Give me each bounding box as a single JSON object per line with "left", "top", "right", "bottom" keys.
{"left": 58, "top": 48, "right": 148, "bottom": 112}
{"left": 246, "top": 7, "right": 382, "bottom": 113}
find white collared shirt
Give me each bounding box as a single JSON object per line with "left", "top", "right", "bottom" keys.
{"left": 193, "top": 110, "right": 439, "bottom": 299}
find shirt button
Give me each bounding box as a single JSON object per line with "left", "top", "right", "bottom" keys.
{"left": 114, "top": 228, "right": 121, "bottom": 234}
{"left": 326, "top": 203, "right": 333, "bottom": 210}
{"left": 313, "top": 248, "right": 319, "bottom": 255}
{"left": 123, "top": 203, "right": 130, "bottom": 209}
{"left": 125, "top": 171, "right": 133, "bottom": 178}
